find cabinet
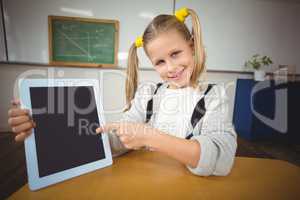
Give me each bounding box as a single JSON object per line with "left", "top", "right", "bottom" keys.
{"left": 233, "top": 79, "right": 300, "bottom": 143}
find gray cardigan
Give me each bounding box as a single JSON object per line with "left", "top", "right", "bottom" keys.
{"left": 108, "top": 82, "right": 237, "bottom": 176}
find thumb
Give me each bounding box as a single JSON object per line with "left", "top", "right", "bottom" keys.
{"left": 11, "top": 99, "right": 20, "bottom": 108}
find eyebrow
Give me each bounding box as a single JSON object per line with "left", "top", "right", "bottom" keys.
{"left": 168, "top": 48, "right": 181, "bottom": 54}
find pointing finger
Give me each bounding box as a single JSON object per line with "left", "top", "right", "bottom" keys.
{"left": 96, "top": 122, "right": 120, "bottom": 134}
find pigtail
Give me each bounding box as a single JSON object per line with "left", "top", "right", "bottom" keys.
{"left": 188, "top": 9, "right": 206, "bottom": 87}
{"left": 124, "top": 43, "right": 139, "bottom": 112}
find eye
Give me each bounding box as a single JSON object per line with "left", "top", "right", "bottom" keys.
{"left": 155, "top": 60, "right": 165, "bottom": 66}
{"left": 171, "top": 50, "right": 182, "bottom": 58}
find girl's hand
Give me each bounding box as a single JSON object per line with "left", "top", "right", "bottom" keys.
{"left": 7, "top": 99, "right": 35, "bottom": 142}
{"left": 96, "top": 122, "right": 155, "bottom": 150}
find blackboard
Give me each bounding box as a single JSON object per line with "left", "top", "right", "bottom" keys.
{"left": 49, "top": 16, "right": 119, "bottom": 67}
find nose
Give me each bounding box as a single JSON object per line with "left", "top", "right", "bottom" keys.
{"left": 166, "top": 60, "right": 177, "bottom": 73}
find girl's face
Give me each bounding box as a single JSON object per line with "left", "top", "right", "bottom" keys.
{"left": 146, "top": 29, "right": 194, "bottom": 89}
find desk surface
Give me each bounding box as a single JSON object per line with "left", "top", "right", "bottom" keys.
{"left": 9, "top": 150, "right": 300, "bottom": 200}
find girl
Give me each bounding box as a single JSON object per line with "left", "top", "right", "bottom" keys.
{"left": 8, "top": 8, "right": 237, "bottom": 176}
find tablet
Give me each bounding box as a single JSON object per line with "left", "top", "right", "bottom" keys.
{"left": 19, "top": 79, "right": 112, "bottom": 191}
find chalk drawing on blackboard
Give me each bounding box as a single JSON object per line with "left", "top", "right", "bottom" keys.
{"left": 49, "top": 16, "right": 119, "bottom": 67}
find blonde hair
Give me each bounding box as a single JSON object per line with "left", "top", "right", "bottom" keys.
{"left": 125, "top": 8, "right": 206, "bottom": 111}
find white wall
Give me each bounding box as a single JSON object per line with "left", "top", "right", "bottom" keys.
{"left": 2, "top": 0, "right": 300, "bottom": 72}
{"left": 2, "top": 0, "right": 172, "bottom": 68}
{"left": 176, "top": 0, "right": 300, "bottom": 72}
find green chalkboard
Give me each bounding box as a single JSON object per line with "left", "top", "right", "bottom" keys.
{"left": 49, "top": 16, "right": 119, "bottom": 67}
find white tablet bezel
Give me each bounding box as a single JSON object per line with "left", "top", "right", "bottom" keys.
{"left": 19, "top": 79, "right": 113, "bottom": 191}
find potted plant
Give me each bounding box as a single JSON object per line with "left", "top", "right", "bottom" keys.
{"left": 244, "top": 54, "right": 273, "bottom": 81}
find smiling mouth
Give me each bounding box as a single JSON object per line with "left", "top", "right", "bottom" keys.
{"left": 169, "top": 69, "right": 185, "bottom": 80}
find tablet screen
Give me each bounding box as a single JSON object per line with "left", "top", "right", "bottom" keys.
{"left": 29, "top": 86, "right": 105, "bottom": 177}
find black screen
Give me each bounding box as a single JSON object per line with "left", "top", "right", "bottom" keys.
{"left": 30, "top": 86, "right": 105, "bottom": 177}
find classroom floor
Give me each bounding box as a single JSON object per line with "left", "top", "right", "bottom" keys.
{"left": 0, "top": 132, "right": 299, "bottom": 199}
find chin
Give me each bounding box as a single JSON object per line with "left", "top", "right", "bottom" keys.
{"left": 170, "top": 77, "right": 191, "bottom": 88}
{"left": 168, "top": 80, "right": 189, "bottom": 89}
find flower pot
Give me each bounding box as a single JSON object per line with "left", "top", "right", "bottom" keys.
{"left": 254, "top": 70, "right": 266, "bottom": 81}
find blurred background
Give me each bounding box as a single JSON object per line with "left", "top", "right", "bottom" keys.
{"left": 0, "top": 0, "right": 299, "bottom": 199}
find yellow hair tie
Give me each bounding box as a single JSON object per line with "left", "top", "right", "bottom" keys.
{"left": 135, "top": 36, "right": 143, "bottom": 48}
{"left": 175, "top": 7, "right": 189, "bottom": 23}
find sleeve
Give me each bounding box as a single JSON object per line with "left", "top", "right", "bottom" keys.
{"left": 186, "top": 84, "right": 237, "bottom": 176}
{"left": 108, "top": 82, "right": 156, "bottom": 157}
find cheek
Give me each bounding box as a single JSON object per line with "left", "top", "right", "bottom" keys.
{"left": 177, "top": 53, "right": 194, "bottom": 68}
{"left": 185, "top": 67, "right": 193, "bottom": 78}
{"left": 154, "top": 67, "right": 168, "bottom": 78}
{"left": 180, "top": 55, "right": 194, "bottom": 77}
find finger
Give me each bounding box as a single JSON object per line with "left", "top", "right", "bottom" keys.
{"left": 95, "top": 127, "right": 102, "bottom": 134}
{"left": 15, "top": 129, "right": 32, "bottom": 142}
{"left": 97, "top": 122, "right": 120, "bottom": 134}
{"left": 119, "top": 135, "right": 130, "bottom": 143}
{"left": 123, "top": 143, "right": 133, "bottom": 150}
{"left": 12, "top": 121, "right": 33, "bottom": 133}
{"left": 8, "top": 108, "right": 29, "bottom": 117}
{"left": 8, "top": 115, "right": 31, "bottom": 126}
{"left": 95, "top": 127, "right": 107, "bottom": 134}
{"left": 32, "top": 120, "right": 36, "bottom": 128}
{"left": 11, "top": 99, "right": 21, "bottom": 108}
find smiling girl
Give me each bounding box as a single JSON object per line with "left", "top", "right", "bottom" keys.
{"left": 96, "top": 7, "right": 237, "bottom": 176}
{"left": 8, "top": 8, "right": 237, "bottom": 176}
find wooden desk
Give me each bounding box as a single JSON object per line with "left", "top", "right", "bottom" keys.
{"left": 9, "top": 150, "right": 300, "bottom": 200}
